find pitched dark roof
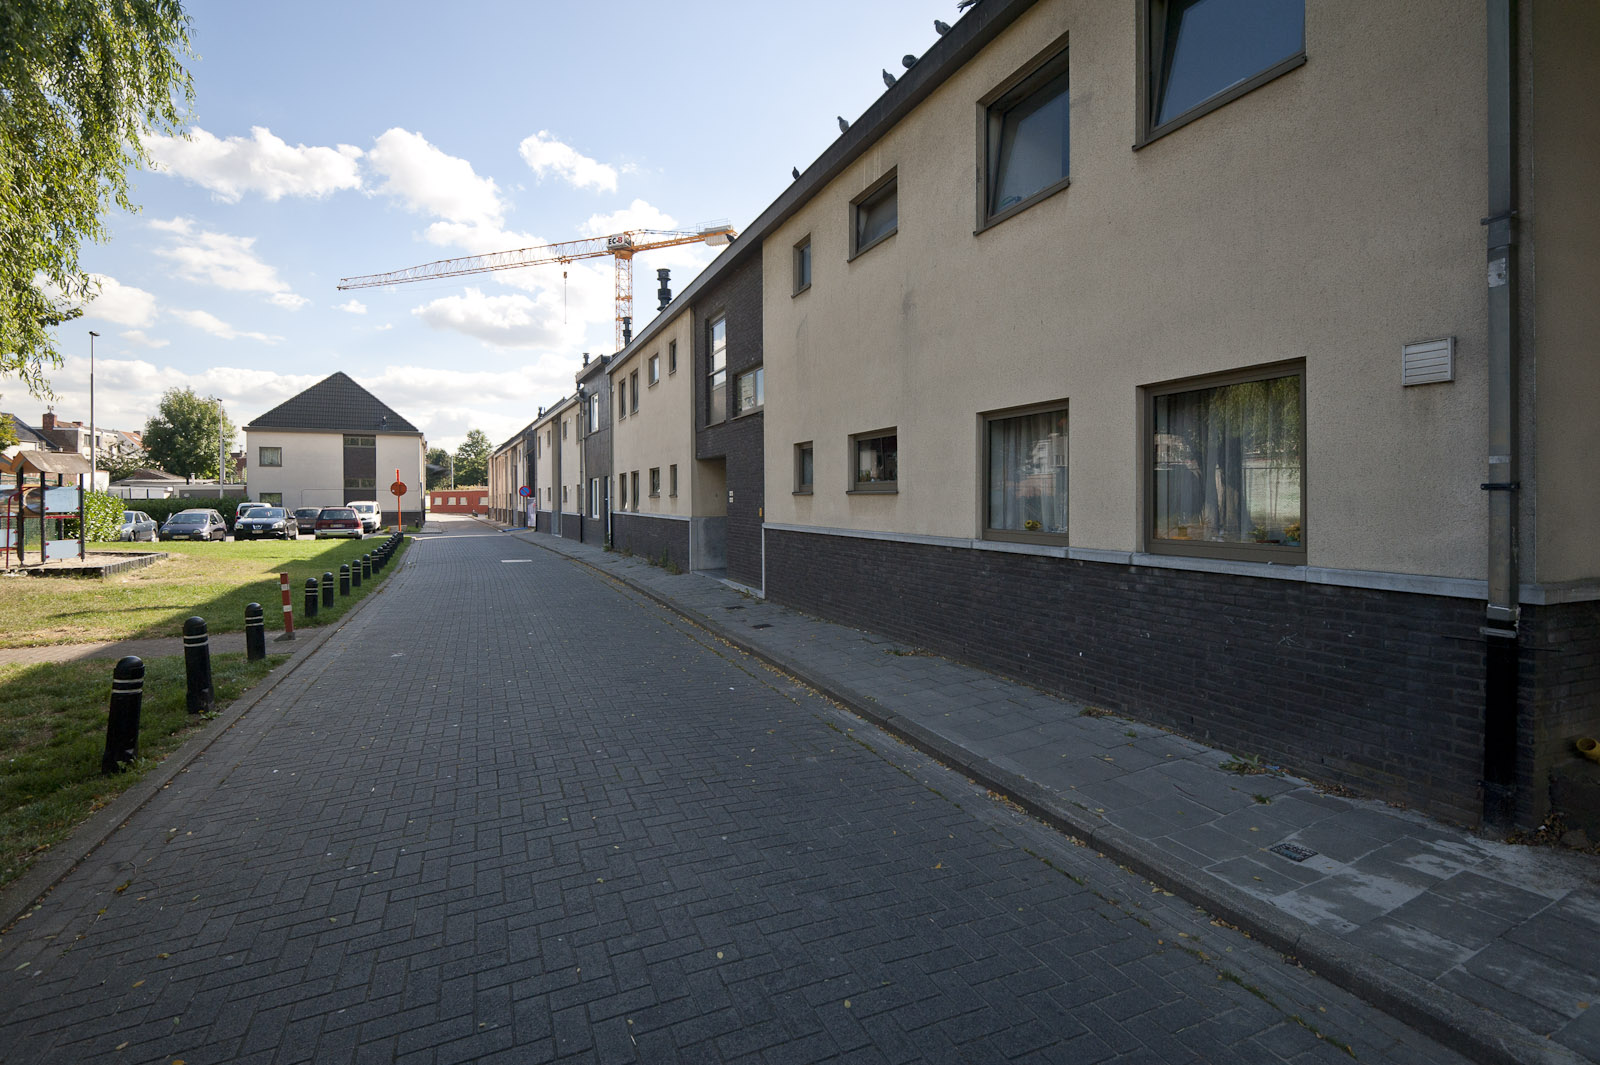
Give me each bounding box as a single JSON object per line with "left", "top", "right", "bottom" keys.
{"left": 1, "top": 413, "right": 59, "bottom": 450}
{"left": 243, "top": 372, "right": 419, "bottom": 434}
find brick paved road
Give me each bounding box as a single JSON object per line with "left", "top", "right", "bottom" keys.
{"left": 0, "top": 525, "right": 1469, "bottom": 1064}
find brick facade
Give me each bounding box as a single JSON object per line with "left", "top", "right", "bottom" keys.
{"left": 612, "top": 513, "right": 690, "bottom": 572}
{"left": 694, "top": 254, "right": 764, "bottom": 587}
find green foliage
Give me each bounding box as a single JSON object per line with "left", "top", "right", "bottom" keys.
{"left": 126, "top": 495, "right": 242, "bottom": 528}
{"left": 1, "top": 0, "right": 194, "bottom": 396}
{"left": 65, "top": 488, "right": 122, "bottom": 540}
{"left": 453, "top": 429, "right": 491, "bottom": 487}
{"left": 425, "top": 446, "right": 451, "bottom": 490}
{"left": 0, "top": 414, "right": 18, "bottom": 449}
{"left": 141, "top": 387, "right": 235, "bottom": 481}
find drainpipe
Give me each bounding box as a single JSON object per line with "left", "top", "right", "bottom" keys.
{"left": 1480, "top": 0, "right": 1520, "bottom": 827}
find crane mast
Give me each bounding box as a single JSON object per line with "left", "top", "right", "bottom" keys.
{"left": 338, "top": 224, "right": 736, "bottom": 350}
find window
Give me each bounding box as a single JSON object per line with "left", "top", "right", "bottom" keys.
{"left": 630, "top": 471, "right": 640, "bottom": 508}
{"left": 1140, "top": 0, "right": 1305, "bottom": 145}
{"left": 981, "top": 44, "right": 1070, "bottom": 226}
{"left": 708, "top": 315, "right": 727, "bottom": 423}
{"left": 589, "top": 478, "right": 602, "bottom": 518}
{"left": 344, "top": 476, "right": 375, "bottom": 490}
{"left": 629, "top": 370, "right": 639, "bottom": 413}
{"left": 589, "top": 394, "right": 600, "bottom": 432}
{"left": 984, "top": 405, "right": 1068, "bottom": 543}
{"left": 669, "top": 464, "right": 678, "bottom": 497}
{"left": 258, "top": 445, "right": 283, "bottom": 467}
{"left": 617, "top": 473, "right": 627, "bottom": 510}
{"left": 649, "top": 467, "right": 661, "bottom": 497}
{"left": 344, "top": 435, "right": 375, "bottom": 448}
{"left": 562, "top": 485, "right": 568, "bottom": 505}
{"left": 1148, "top": 363, "right": 1304, "bottom": 561}
{"left": 851, "top": 171, "right": 898, "bottom": 257}
{"left": 668, "top": 339, "right": 678, "bottom": 375}
{"left": 793, "top": 236, "right": 812, "bottom": 294}
{"left": 734, "top": 367, "right": 764, "bottom": 417}
{"left": 649, "top": 354, "right": 660, "bottom": 386}
{"left": 260, "top": 492, "right": 282, "bottom": 506}
{"left": 851, "top": 431, "right": 897, "bottom": 492}
{"left": 618, "top": 378, "right": 627, "bottom": 419}
{"left": 561, "top": 419, "right": 568, "bottom": 440}
{"left": 795, "top": 442, "right": 814, "bottom": 494}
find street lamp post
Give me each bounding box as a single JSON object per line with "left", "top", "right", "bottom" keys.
{"left": 88, "top": 331, "right": 99, "bottom": 483}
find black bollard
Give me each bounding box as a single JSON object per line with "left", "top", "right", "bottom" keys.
{"left": 245, "top": 603, "right": 266, "bottom": 661}
{"left": 361, "top": 554, "right": 372, "bottom": 581}
{"left": 182, "top": 616, "right": 215, "bottom": 715}
{"left": 304, "top": 577, "right": 319, "bottom": 619}
{"left": 321, "top": 571, "right": 334, "bottom": 608}
{"left": 350, "top": 557, "right": 363, "bottom": 588}
{"left": 101, "top": 656, "right": 145, "bottom": 775}
{"left": 339, "top": 563, "right": 351, "bottom": 596}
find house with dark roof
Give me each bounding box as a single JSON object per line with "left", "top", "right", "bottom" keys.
{"left": 243, "top": 372, "right": 426, "bottom": 525}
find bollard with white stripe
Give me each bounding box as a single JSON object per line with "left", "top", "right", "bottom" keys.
{"left": 339, "top": 563, "right": 351, "bottom": 596}
{"left": 304, "top": 576, "right": 319, "bottom": 619}
{"left": 275, "top": 571, "right": 296, "bottom": 641}
{"left": 361, "top": 554, "right": 372, "bottom": 582}
{"left": 245, "top": 602, "right": 266, "bottom": 661}
{"left": 102, "top": 656, "right": 144, "bottom": 774}
{"left": 321, "top": 571, "right": 334, "bottom": 608}
{"left": 183, "top": 617, "right": 215, "bottom": 715}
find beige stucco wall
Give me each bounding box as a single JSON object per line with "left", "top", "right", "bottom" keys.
{"left": 531, "top": 401, "right": 571, "bottom": 512}
{"left": 374, "top": 435, "right": 426, "bottom": 523}
{"left": 610, "top": 316, "right": 700, "bottom": 516}
{"left": 245, "top": 429, "right": 345, "bottom": 509}
{"left": 558, "top": 407, "right": 581, "bottom": 513}
{"left": 1528, "top": 1, "right": 1600, "bottom": 585}
{"left": 762, "top": 0, "right": 1514, "bottom": 581}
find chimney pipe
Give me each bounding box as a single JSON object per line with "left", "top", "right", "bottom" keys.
{"left": 621, "top": 316, "right": 633, "bottom": 346}
{"left": 582, "top": 351, "right": 590, "bottom": 366}
{"left": 657, "top": 268, "right": 672, "bottom": 312}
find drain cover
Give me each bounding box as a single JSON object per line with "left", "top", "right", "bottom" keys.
{"left": 1269, "top": 842, "right": 1317, "bottom": 863}
{"left": 751, "top": 623, "right": 772, "bottom": 630}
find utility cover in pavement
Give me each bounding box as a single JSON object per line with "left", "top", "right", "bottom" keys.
{"left": 1270, "top": 842, "right": 1318, "bottom": 863}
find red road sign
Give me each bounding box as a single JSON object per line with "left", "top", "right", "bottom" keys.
{"left": 390, "top": 481, "right": 407, "bottom": 496}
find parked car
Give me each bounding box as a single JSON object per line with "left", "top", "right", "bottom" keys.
{"left": 118, "top": 510, "right": 158, "bottom": 542}
{"left": 234, "top": 507, "right": 298, "bottom": 540}
{"left": 348, "top": 500, "right": 382, "bottom": 533}
{"left": 236, "top": 501, "right": 269, "bottom": 520}
{"left": 160, "top": 509, "right": 228, "bottom": 541}
{"left": 292, "top": 506, "right": 322, "bottom": 532}
{"left": 314, "top": 506, "right": 364, "bottom": 539}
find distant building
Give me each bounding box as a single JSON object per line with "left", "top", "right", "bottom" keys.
{"left": 427, "top": 488, "right": 488, "bottom": 514}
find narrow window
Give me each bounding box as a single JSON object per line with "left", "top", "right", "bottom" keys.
{"left": 1142, "top": 0, "right": 1306, "bottom": 143}
{"left": 617, "top": 473, "right": 627, "bottom": 510}
{"left": 649, "top": 467, "right": 661, "bottom": 497}
{"left": 852, "top": 172, "right": 898, "bottom": 257}
{"left": 668, "top": 339, "right": 678, "bottom": 375}
{"left": 708, "top": 315, "right": 727, "bottom": 423}
{"left": 258, "top": 446, "right": 283, "bottom": 468}
{"left": 589, "top": 393, "right": 600, "bottom": 432}
{"left": 795, "top": 442, "right": 814, "bottom": 494}
{"left": 618, "top": 379, "right": 627, "bottom": 419}
{"left": 649, "top": 354, "right": 660, "bottom": 386}
{"left": 734, "top": 367, "right": 764, "bottom": 417}
{"left": 984, "top": 404, "right": 1068, "bottom": 543}
{"left": 851, "top": 431, "right": 898, "bottom": 492}
{"left": 669, "top": 464, "right": 678, "bottom": 497}
{"left": 982, "top": 45, "right": 1070, "bottom": 224}
{"left": 561, "top": 419, "right": 567, "bottom": 439}
{"left": 794, "top": 236, "right": 812, "bottom": 294}
{"left": 1147, "top": 363, "right": 1305, "bottom": 561}
{"left": 343, "top": 435, "right": 375, "bottom": 448}
{"left": 631, "top": 471, "right": 640, "bottom": 507}
{"left": 630, "top": 370, "right": 639, "bottom": 413}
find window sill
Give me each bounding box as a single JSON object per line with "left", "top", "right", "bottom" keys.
{"left": 792, "top": 283, "right": 811, "bottom": 298}
{"left": 984, "top": 529, "right": 1068, "bottom": 547}
{"left": 731, "top": 407, "right": 763, "bottom": 421}
{"left": 974, "top": 177, "right": 1070, "bottom": 236}
{"left": 1135, "top": 53, "right": 1306, "bottom": 150}
{"left": 847, "top": 485, "right": 898, "bottom": 495}
{"left": 793, "top": 488, "right": 813, "bottom": 496}
{"left": 1145, "top": 538, "right": 1306, "bottom": 566}
{"left": 847, "top": 228, "right": 897, "bottom": 263}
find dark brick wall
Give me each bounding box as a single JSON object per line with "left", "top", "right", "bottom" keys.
{"left": 560, "top": 513, "right": 582, "bottom": 540}
{"left": 580, "top": 359, "right": 612, "bottom": 550}
{"left": 613, "top": 514, "right": 689, "bottom": 571}
{"left": 534, "top": 510, "right": 551, "bottom": 534}
{"left": 694, "top": 254, "right": 764, "bottom": 588}
{"left": 1521, "top": 600, "right": 1600, "bottom": 824}
{"left": 766, "top": 529, "right": 1492, "bottom": 826}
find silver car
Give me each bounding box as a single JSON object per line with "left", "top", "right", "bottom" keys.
{"left": 160, "top": 509, "right": 227, "bottom": 542}
{"left": 119, "top": 510, "right": 158, "bottom": 541}
{"left": 234, "top": 507, "right": 299, "bottom": 540}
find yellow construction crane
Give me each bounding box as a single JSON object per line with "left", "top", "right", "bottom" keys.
{"left": 337, "top": 224, "right": 737, "bottom": 350}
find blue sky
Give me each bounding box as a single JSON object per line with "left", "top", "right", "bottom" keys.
{"left": 16, "top": 0, "right": 962, "bottom": 454}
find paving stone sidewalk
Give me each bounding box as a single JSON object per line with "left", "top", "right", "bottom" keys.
{"left": 499, "top": 521, "right": 1600, "bottom": 1065}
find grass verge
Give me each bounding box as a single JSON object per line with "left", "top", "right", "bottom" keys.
{"left": 0, "top": 536, "right": 409, "bottom": 647}
{"left": 0, "top": 651, "right": 285, "bottom": 890}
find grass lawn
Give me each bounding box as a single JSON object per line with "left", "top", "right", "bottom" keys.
{"left": 0, "top": 652, "right": 285, "bottom": 890}
{"left": 0, "top": 537, "right": 408, "bottom": 647}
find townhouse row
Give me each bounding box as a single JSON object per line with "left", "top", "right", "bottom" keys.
{"left": 489, "top": 0, "right": 1600, "bottom": 830}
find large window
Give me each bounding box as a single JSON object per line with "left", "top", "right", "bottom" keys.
{"left": 852, "top": 172, "right": 898, "bottom": 257}
{"left": 1141, "top": 0, "right": 1305, "bottom": 144}
{"left": 982, "top": 45, "right": 1070, "bottom": 225}
{"left": 258, "top": 445, "right": 282, "bottom": 468}
{"left": 985, "top": 405, "right": 1068, "bottom": 543}
{"left": 708, "top": 315, "right": 727, "bottom": 423}
{"left": 344, "top": 476, "right": 375, "bottom": 490}
{"left": 734, "top": 367, "right": 764, "bottom": 417}
{"left": 851, "top": 431, "right": 897, "bottom": 493}
{"left": 1148, "top": 364, "right": 1304, "bottom": 561}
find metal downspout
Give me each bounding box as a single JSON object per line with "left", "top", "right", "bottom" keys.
{"left": 1480, "top": 0, "right": 1521, "bottom": 827}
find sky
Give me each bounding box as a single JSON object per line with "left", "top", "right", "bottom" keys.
{"left": 11, "top": 0, "right": 963, "bottom": 455}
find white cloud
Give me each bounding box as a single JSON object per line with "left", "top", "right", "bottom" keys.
{"left": 152, "top": 217, "right": 307, "bottom": 308}
{"left": 336, "top": 299, "right": 367, "bottom": 315}
{"left": 519, "top": 131, "right": 618, "bottom": 193}
{"left": 375, "top": 323, "right": 394, "bottom": 331}
{"left": 85, "top": 274, "right": 159, "bottom": 327}
{"left": 147, "top": 126, "right": 363, "bottom": 202}
{"left": 170, "top": 308, "right": 282, "bottom": 343}
{"left": 119, "top": 330, "right": 169, "bottom": 349}
{"left": 410, "top": 287, "right": 573, "bottom": 349}
{"left": 367, "top": 128, "right": 505, "bottom": 228}
{"left": 581, "top": 199, "right": 678, "bottom": 237}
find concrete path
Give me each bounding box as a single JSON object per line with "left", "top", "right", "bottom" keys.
{"left": 0, "top": 518, "right": 1472, "bottom": 1064}
{"left": 499, "top": 518, "right": 1600, "bottom": 1065}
